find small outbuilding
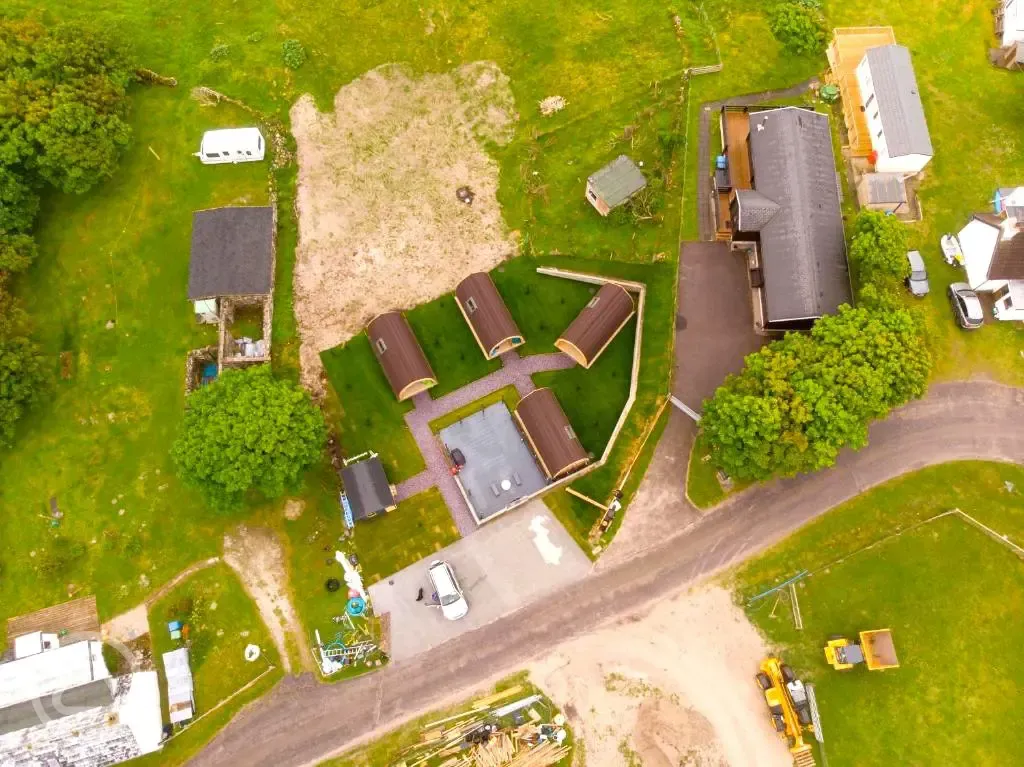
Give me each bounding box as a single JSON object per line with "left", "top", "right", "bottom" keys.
{"left": 367, "top": 312, "right": 437, "bottom": 401}
{"left": 340, "top": 453, "right": 397, "bottom": 523}
{"left": 585, "top": 155, "right": 647, "bottom": 216}
{"left": 856, "top": 172, "right": 908, "bottom": 214}
{"left": 555, "top": 282, "right": 635, "bottom": 368}
{"left": 513, "top": 388, "right": 590, "bottom": 480}
{"left": 162, "top": 647, "right": 195, "bottom": 724}
{"left": 455, "top": 272, "right": 525, "bottom": 359}
{"left": 194, "top": 127, "right": 266, "bottom": 165}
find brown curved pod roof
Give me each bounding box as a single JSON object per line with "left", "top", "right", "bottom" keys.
{"left": 367, "top": 312, "right": 437, "bottom": 401}
{"left": 555, "top": 282, "right": 635, "bottom": 368}
{"left": 455, "top": 272, "right": 525, "bottom": 359}
{"left": 514, "top": 388, "right": 590, "bottom": 480}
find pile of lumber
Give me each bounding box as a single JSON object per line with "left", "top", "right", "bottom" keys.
{"left": 393, "top": 686, "right": 570, "bottom": 767}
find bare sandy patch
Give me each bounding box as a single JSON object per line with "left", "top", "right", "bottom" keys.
{"left": 223, "top": 526, "right": 310, "bottom": 673}
{"left": 528, "top": 586, "right": 790, "bottom": 767}
{"left": 290, "top": 61, "right": 519, "bottom": 392}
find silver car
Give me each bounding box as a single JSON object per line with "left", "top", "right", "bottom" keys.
{"left": 905, "top": 251, "right": 929, "bottom": 297}
{"left": 947, "top": 282, "right": 984, "bottom": 330}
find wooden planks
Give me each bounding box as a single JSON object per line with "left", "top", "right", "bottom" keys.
{"left": 6, "top": 596, "right": 100, "bottom": 651}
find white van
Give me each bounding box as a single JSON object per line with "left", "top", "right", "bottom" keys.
{"left": 195, "top": 127, "right": 265, "bottom": 165}
{"left": 427, "top": 560, "right": 468, "bottom": 621}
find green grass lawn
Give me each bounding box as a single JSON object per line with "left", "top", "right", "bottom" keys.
{"left": 732, "top": 462, "right": 1024, "bottom": 766}
{"left": 533, "top": 316, "right": 635, "bottom": 456}
{"left": 321, "top": 671, "right": 573, "bottom": 767}
{"left": 320, "top": 334, "right": 424, "bottom": 483}
{"left": 407, "top": 297, "right": 503, "bottom": 399}
{"left": 0, "top": 90, "right": 270, "bottom": 638}
{"left": 133, "top": 563, "right": 280, "bottom": 765}
{"left": 428, "top": 385, "right": 521, "bottom": 433}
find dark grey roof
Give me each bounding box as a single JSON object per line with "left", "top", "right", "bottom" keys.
{"left": 862, "top": 173, "right": 907, "bottom": 203}
{"left": 747, "top": 107, "right": 851, "bottom": 324}
{"left": 341, "top": 456, "right": 395, "bottom": 520}
{"left": 0, "top": 679, "right": 112, "bottom": 736}
{"left": 588, "top": 155, "right": 647, "bottom": 208}
{"left": 734, "top": 189, "right": 780, "bottom": 231}
{"left": 188, "top": 207, "right": 274, "bottom": 300}
{"left": 864, "top": 45, "right": 933, "bottom": 158}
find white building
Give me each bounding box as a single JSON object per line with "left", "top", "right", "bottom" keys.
{"left": 855, "top": 44, "right": 933, "bottom": 175}
{"left": 998, "top": 0, "right": 1024, "bottom": 47}
{"left": 0, "top": 637, "right": 163, "bottom": 767}
{"left": 957, "top": 213, "right": 1024, "bottom": 321}
{"left": 163, "top": 647, "right": 196, "bottom": 724}
{"left": 195, "top": 127, "right": 266, "bottom": 165}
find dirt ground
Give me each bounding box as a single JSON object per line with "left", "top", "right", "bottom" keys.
{"left": 290, "top": 62, "right": 519, "bottom": 392}
{"left": 223, "top": 527, "right": 310, "bottom": 673}
{"left": 528, "top": 586, "right": 790, "bottom": 767}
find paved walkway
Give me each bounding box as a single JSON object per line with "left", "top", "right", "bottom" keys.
{"left": 696, "top": 78, "right": 819, "bottom": 241}
{"left": 393, "top": 351, "right": 575, "bottom": 535}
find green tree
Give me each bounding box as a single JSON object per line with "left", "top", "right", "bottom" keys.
{"left": 767, "top": 4, "right": 827, "bottom": 56}
{"left": 0, "top": 233, "right": 38, "bottom": 275}
{"left": 0, "top": 165, "right": 39, "bottom": 233}
{"left": 701, "top": 306, "right": 931, "bottom": 482}
{"left": 0, "top": 298, "right": 48, "bottom": 445}
{"left": 848, "top": 210, "right": 909, "bottom": 283}
{"left": 172, "top": 367, "right": 327, "bottom": 509}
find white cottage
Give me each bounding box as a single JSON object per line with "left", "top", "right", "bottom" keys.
{"left": 957, "top": 213, "right": 1024, "bottom": 321}
{"left": 855, "top": 45, "right": 933, "bottom": 175}
{"left": 998, "top": 0, "right": 1024, "bottom": 47}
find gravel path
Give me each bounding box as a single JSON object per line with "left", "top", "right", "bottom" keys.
{"left": 394, "top": 351, "right": 576, "bottom": 535}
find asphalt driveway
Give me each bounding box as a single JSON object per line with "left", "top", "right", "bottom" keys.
{"left": 676, "top": 242, "right": 766, "bottom": 407}
{"left": 368, "top": 501, "right": 590, "bottom": 661}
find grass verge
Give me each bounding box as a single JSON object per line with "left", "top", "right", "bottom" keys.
{"left": 429, "top": 386, "right": 521, "bottom": 433}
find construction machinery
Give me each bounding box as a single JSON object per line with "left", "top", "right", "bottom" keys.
{"left": 824, "top": 629, "right": 900, "bottom": 671}
{"left": 756, "top": 657, "right": 816, "bottom": 767}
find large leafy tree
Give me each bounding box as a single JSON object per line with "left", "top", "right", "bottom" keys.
{"left": 701, "top": 306, "right": 931, "bottom": 481}
{"left": 172, "top": 367, "right": 327, "bottom": 510}
{"left": 0, "top": 295, "right": 47, "bottom": 446}
{"left": 848, "top": 210, "right": 910, "bottom": 283}
{"left": 0, "top": 18, "right": 133, "bottom": 198}
{"left": 768, "top": 3, "right": 827, "bottom": 56}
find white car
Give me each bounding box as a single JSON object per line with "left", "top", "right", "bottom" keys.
{"left": 428, "top": 560, "right": 468, "bottom": 620}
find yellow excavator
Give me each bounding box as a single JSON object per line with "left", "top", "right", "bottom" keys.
{"left": 824, "top": 629, "right": 899, "bottom": 671}
{"left": 756, "top": 657, "right": 816, "bottom": 767}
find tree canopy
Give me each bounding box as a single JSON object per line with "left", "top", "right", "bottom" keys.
{"left": 0, "top": 295, "right": 47, "bottom": 446}
{"left": 0, "top": 18, "right": 134, "bottom": 202}
{"left": 768, "top": 3, "right": 827, "bottom": 56}
{"left": 700, "top": 305, "right": 931, "bottom": 481}
{"left": 848, "top": 210, "right": 910, "bottom": 284}
{"left": 172, "top": 367, "right": 327, "bottom": 509}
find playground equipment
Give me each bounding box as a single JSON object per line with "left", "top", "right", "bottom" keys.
{"left": 825, "top": 629, "right": 899, "bottom": 671}
{"left": 756, "top": 657, "right": 816, "bottom": 767}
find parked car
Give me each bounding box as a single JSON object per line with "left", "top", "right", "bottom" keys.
{"left": 905, "top": 251, "right": 929, "bottom": 297}
{"left": 427, "top": 560, "right": 468, "bottom": 620}
{"left": 947, "top": 282, "right": 984, "bottom": 330}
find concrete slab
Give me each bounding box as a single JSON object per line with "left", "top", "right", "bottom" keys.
{"left": 439, "top": 403, "right": 547, "bottom": 522}
{"left": 368, "top": 502, "right": 590, "bottom": 661}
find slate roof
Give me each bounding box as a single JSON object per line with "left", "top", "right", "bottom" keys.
{"left": 864, "top": 45, "right": 933, "bottom": 158}
{"left": 587, "top": 155, "right": 647, "bottom": 208}
{"left": 747, "top": 107, "right": 851, "bottom": 324}
{"left": 734, "top": 189, "right": 780, "bottom": 232}
{"left": 341, "top": 455, "right": 395, "bottom": 520}
{"left": 188, "top": 207, "right": 274, "bottom": 300}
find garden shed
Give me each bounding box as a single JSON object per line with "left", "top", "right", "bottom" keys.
{"left": 367, "top": 312, "right": 438, "bottom": 401}
{"left": 513, "top": 388, "right": 590, "bottom": 480}
{"left": 340, "top": 453, "right": 397, "bottom": 522}
{"left": 555, "top": 282, "right": 635, "bottom": 368}
{"left": 455, "top": 272, "right": 525, "bottom": 359}
{"left": 585, "top": 155, "right": 647, "bottom": 216}
{"left": 856, "top": 172, "right": 908, "bottom": 213}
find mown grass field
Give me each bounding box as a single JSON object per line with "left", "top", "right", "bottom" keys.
{"left": 732, "top": 461, "right": 1024, "bottom": 766}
